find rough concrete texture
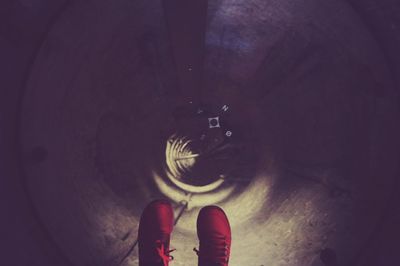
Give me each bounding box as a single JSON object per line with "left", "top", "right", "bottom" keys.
{"left": 1, "top": 0, "right": 400, "bottom": 266}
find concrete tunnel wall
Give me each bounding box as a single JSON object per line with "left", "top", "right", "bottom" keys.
{"left": 1, "top": 0, "right": 400, "bottom": 265}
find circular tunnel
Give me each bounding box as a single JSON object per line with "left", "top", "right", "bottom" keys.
{"left": 5, "top": 0, "right": 400, "bottom": 266}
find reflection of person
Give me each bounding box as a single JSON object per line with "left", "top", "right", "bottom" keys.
{"left": 138, "top": 199, "right": 231, "bottom": 266}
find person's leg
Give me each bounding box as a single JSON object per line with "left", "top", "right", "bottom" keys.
{"left": 138, "top": 199, "right": 175, "bottom": 266}
{"left": 195, "top": 206, "right": 231, "bottom": 266}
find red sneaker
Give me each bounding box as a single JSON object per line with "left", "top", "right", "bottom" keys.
{"left": 194, "top": 206, "right": 232, "bottom": 266}
{"left": 138, "top": 199, "right": 175, "bottom": 266}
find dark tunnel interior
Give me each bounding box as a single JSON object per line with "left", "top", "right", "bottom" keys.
{"left": 1, "top": 0, "right": 400, "bottom": 265}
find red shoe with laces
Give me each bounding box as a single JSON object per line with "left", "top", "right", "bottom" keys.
{"left": 138, "top": 199, "right": 175, "bottom": 266}
{"left": 194, "top": 206, "right": 232, "bottom": 266}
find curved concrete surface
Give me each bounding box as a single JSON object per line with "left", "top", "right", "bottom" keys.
{"left": 1, "top": 0, "right": 400, "bottom": 266}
